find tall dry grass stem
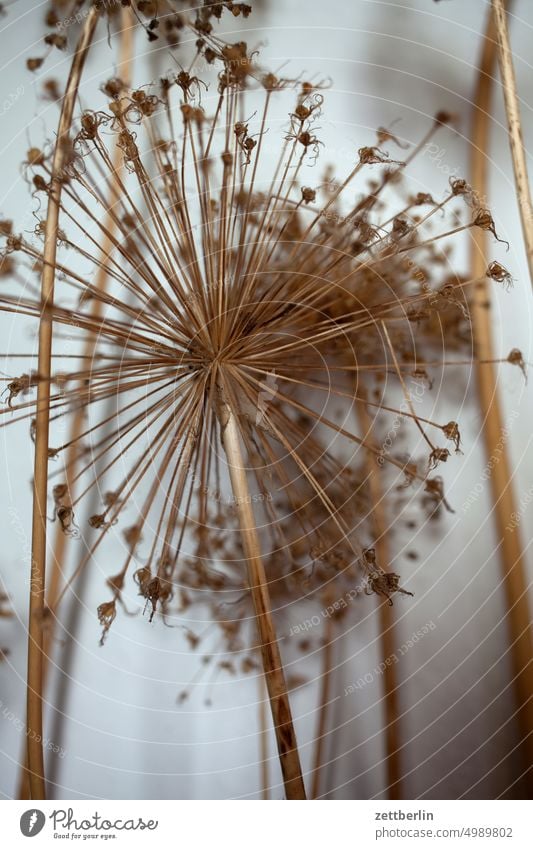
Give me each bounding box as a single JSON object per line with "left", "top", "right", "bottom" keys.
{"left": 217, "top": 387, "right": 306, "bottom": 799}
{"left": 26, "top": 6, "right": 99, "bottom": 801}
{"left": 472, "top": 2, "right": 533, "bottom": 783}
{"left": 356, "top": 396, "right": 401, "bottom": 799}
{"left": 491, "top": 0, "right": 533, "bottom": 287}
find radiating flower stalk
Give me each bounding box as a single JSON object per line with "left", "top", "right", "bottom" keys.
{"left": 0, "top": 3, "right": 524, "bottom": 800}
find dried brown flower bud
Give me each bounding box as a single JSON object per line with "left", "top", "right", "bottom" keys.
{"left": 26, "top": 147, "right": 45, "bottom": 166}
{"left": 442, "top": 421, "right": 462, "bottom": 452}
{"left": 97, "top": 601, "right": 117, "bottom": 645}
{"left": 27, "top": 57, "right": 44, "bottom": 72}
{"left": 487, "top": 260, "right": 513, "bottom": 289}
{"left": 434, "top": 110, "right": 453, "bottom": 126}
{"left": 429, "top": 447, "right": 450, "bottom": 470}
{"left": 365, "top": 571, "right": 413, "bottom": 606}
{"left": 44, "top": 33, "right": 67, "bottom": 50}
{"left": 473, "top": 209, "right": 509, "bottom": 247}
{"left": 507, "top": 348, "right": 527, "bottom": 380}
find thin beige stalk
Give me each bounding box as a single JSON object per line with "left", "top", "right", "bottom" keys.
{"left": 217, "top": 388, "right": 306, "bottom": 799}
{"left": 356, "top": 396, "right": 401, "bottom": 799}
{"left": 491, "top": 0, "right": 533, "bottom": 287}
{"left": 471, "top": 3, "right": 533, "bottom": 776}
{"left": 47, "top": 8, "right": 134, "bottom": 617}
{"left": 26, "top": 8, "right": 99, "bottom": 800}
{"left": 259, "top": 675, "right": 270, "bottom": 799}
{"left": 310, "top": 605, "right": 333, "bottom": 799}
{"left": 19, "top": 8, "right": 134, "bottom": 801}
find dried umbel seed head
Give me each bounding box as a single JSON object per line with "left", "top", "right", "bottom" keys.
{"left": 0, "top": 47, "right": 515, "bottom": 652}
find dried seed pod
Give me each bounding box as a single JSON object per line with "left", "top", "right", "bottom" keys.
{"left": 365, "top": 571, "right": 413, "bottom": 606}
{"left": 97, "top": 601, "right": 117, "bottom": 645}
{"left": 487, "top": 261, "right": 513, "bottom": 289}
{"left": 442, "top": 421, "right": 462, "bottom": 453}
{"left": 429, "top": 447, "right": 450, "bottom": 471}
{"left": 507, "top": 348, "right": 527, "bottom": 380}
{"left": 473, "top": 208, "right": 509, "bottom": 247}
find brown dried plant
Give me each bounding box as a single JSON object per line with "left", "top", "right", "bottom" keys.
{"left": 0, "top": 13, "right": 522, "bottom": 800}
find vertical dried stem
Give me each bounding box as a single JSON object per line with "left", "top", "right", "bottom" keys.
{"left": 258, "top": 675, "right": 270, "bottom": 799}
{"left": 310, "top": 608, "right": 334, "bottom": 799}
{"left": 491, "top": 0, "right": 533, "bottom": 287}
{"left": 217, "top": 388, "right": 306, "bottom": 799}
{"left": 26, "top": 8, "right": 99, "bottom": 800}
{"left": 356, "top": 396, "right": 402, "bottom": 799}
{"left": 46, "top": 8, "right": 134, "bottom": 620}
{"left": 471, "top": 3, "right": 533, "bottom": 779}
{"left": 18, "top": 10, "right": 135, "bottom": 801}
